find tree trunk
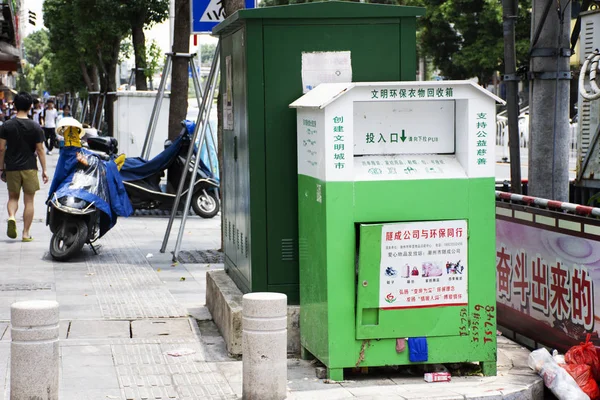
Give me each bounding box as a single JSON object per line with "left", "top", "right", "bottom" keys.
{"left": 131, "top": 16, "right": 148, "bottom": 91}
{"left": 168, "top": 0, "right": 191, "bottom": 141}
{"left": 91, "top": 65, "right": 100, "bottom": 92}
{"left": 80, "top": 61, "right": 94, "bottom": 92}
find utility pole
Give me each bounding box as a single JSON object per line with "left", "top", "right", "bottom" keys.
{"left": 528, "top": 0, "right": 572, "bottom": 201}
{"left": 502, "top": 0, "right": 522, "bottom": 194}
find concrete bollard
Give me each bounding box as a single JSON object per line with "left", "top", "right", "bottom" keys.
{"left": 242, "top": 292, "right": 287, "bottom": 400}
{"left": 10, "top": 300, "right": 60, "bottom": 400}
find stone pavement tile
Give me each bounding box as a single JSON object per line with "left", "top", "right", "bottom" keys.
{"left": 62, "top": 354, "right": 115, "bottom": 368}
{"left": 0, "top": 324, "right": 7, "bottom": 340}
{"left": 287, "top": 387, "right": 353, "bottom": 400}
{"left": 59, "top": 388, "right": 122, "bottom": 400}
{"left": 131, "top": 318, "right": 193, "bottom": 338}
{"left": 61, "top": 344, "right": 113, "bottom": 357}
{"left": 343, "top": 385, "right": 405, "bottom": 397}
{"left": 61, "top": 365, "right": 120, "bottom": 390}
{"left": 69, "top": 320, "right": 131, "bottom": 339}
{"left": 59, "top": 304, "right": 104, "bottom": 320}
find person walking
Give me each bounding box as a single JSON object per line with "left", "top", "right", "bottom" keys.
{"left": 42, "top": 100, "right": 58, "bottom": 155}
{"left": 0, "top": 92, "right": 48, "bottom": 241}
{"left": 31, "top": 99, "right": 43, "bottom": 125}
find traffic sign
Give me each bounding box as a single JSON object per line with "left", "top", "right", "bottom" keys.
{"left": 191, "top": 0, "right": 255, "bottom": 33}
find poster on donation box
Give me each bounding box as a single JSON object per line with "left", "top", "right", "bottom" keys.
{"left": 380, "top": 220, "right": 468, "bottom": 309}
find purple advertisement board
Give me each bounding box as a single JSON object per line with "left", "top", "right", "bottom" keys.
{"left": 496, "top": 218, "right": 598, "bottom": 350}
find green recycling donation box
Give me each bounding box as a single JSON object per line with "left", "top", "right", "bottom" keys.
{"left": 291, "top": 81, "right": 504, "bottom": 380}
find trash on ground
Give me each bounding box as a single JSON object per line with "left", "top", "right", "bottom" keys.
{"left": 565, "top": 334, "right": 600, "bottom": 381}
{"left": 561, "top": 363, "right": 600, "bottom": 400}
{"left": 528, "top": 347, "right": 588, "bottom": 400}
{"left": 146, "top": 253, "right": 153, "bottom": 259}
{"left": 165, "top": 348, "right": 196, "bottom": 357}
{"left": 180, "top": 277, "right": 186, "bottom": 281}
{"left": 424, "top": 372, "right": 451, "bottom": 382}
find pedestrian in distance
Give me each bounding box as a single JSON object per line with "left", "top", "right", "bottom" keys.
{"left": 0, "top": 92, "right": 48, "bottom": 241}
{"left": 42, "top": 99, "right": 58, "bottom": 155}
{"left": 57, "top": 104, "right": 71, "bottom": 123}
{"left": 31, "top": 98, "right": 43, "bottom": 125}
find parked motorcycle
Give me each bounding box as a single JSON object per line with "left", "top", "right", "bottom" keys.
{"left": 117, "top": 123, "right": 220, "bottom": 218}
{"left": 47, "top": 118, "right": 131, "bottom": 261}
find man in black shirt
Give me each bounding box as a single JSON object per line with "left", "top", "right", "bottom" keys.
{"left": 0, "top": 92, "right": 48, "bottom": 241}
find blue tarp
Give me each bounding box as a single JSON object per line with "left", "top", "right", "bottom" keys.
{"left": 119, "top": 133, "right": 185, "bottom": 182}
{"left": 48, "top": 147, "right": 133, "bottom": 237}
{"left": 120, "top": 121, "right": 217, "bottom": 183}
{"left": 185, "top": 120, "right": 220, "bottom": 181}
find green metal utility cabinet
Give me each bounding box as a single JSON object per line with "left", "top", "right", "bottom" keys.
{"left": 213, "top": 2, "right": 424, "bottom": 303}
{"left": 291, "top": 81, "right": 503, "bottom": 380}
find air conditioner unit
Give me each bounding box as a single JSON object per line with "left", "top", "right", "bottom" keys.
{"left": 578, "top": 9, "right": 600, "bottom": 180}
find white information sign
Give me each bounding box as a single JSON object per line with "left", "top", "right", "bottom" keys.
{"left": 353, "top": 100, "right": 455, "bottom": 155}
{"left": 379, "top": 220, "right": 468, "bottom": 309}
{"left": 224, "top": 56, "right": 233, "bottom": 130}
{"left": 301, "top": 51, "right": 352, "bottom": 94}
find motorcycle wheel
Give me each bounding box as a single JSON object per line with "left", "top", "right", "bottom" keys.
{"left": 49, "top": 220, "right": 89, "bottom": 261}
{"left": 192, "top": 191, "right": 220, "bottom": 219}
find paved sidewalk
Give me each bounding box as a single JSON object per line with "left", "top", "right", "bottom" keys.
{"left": 0, "top": 154, "right": 543, "bottom": 399}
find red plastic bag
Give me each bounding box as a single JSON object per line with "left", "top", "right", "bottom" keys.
{"left": 566, "top": 334, "right": 600, "bottom": 380}
{"left": 561, "top": 363, "right": 600, "bottom": 400}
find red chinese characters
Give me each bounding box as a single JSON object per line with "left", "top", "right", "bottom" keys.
{"left": 531, "top": 256, "right": 549, "bottom": 314}
{"left": 512, "top": 250, "right": 529, "bottom": 307}
{"left": 496, "top": 246, "right": 512, "bottom": 299}
{"left": 385, "top": 227, "right": 465, "bottom": 241}
{"left": 572, "top": 265, "right": 593, "bottom": 330}
{"left": 550, "top": 261, "right": 570, "bottom": 320}
{"left": 495, "top": 244, "right": 596, "bottom": 332}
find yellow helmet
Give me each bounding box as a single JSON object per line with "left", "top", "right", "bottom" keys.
{"left": 56, "top": 117, "right": 84, "bottom": 147}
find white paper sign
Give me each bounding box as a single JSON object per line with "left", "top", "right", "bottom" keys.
{"left": 379, "top": 220, "right": 468, "bottom": 309}
{"left": 224, "top": 55, "right": 233, "bottom": 130}
{"left": 353, "top": 100, "right": 455, "bottom": 155}
{"left": 301, "top": 51, "right": 352, "bottom": 94}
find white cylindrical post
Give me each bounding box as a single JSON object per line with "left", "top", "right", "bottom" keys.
{"left": 10, "top": 300, "right": 60, "bottom": 400}
{"left": 242, "top": 293, "right": 287, "bottom": 400}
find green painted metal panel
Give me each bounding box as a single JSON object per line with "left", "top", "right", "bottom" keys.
{"left": 213, "top": 2, "right": 424, "bottom": 35}
{"left": 216, "top": 2, "right": 421, "bottom": 304}
{"left": 263, "top": 23, "right": 404, "bottom": 290}
{"left": 297, "top": 177, "right": 497, "bottom": 374}
{"left": 356, "top": 224, "right": 464, "bottom": 340}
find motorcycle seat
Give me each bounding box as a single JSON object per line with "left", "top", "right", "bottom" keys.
{"left": 88, "top": 136, "right": 118, "bottom": 155}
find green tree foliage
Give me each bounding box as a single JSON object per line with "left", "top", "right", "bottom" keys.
{"left": 200, "top": 43, "right": 217, "bottom": 66}
{"left": 23, "top": 29, "right": 49, "bottom": 66}
{"left": 418, "top": 0, "right": 531, "bottom": 83}
{"left": 118, "top": 0, "right": 169, "bottom": 90}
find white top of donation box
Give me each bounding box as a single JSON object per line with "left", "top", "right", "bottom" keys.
{"left": 290, "top": 81, "right": 505, "bottom": 182}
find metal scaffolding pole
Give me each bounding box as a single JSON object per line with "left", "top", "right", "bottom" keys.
{"left": 140, "top": 54, "right": 173, "bottom": 159}
{"left": 171, "top": 53, "right": 220, "bottom": 261}
{"left": 160, "top": 42, "right": 220, "bottom": 256}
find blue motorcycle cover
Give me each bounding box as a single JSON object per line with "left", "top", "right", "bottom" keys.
{"left": 119, "top": 121, "right": 217, "bottom": 182}
{"left": 119, "top": 134, "right": 185, "bottom": 182}
{"left": 185, "top": 120, "right": 220, "bottom": 182}
{"left": 48, "top": 147, "right": 133, "bottom": 237}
